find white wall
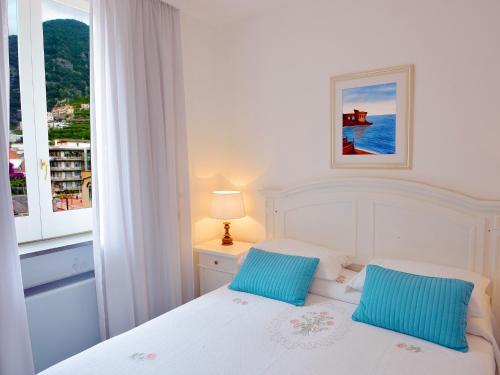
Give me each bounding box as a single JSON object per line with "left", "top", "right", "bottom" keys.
{"left": 182, "top": 0, "right": 500, "bottom": 245}
{"left": 182, "top": 14, "right": 224, "bottom": 245}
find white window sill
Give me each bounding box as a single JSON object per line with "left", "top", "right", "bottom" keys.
{"left": 19, "top": 232, "right": 93, "bottom": 256}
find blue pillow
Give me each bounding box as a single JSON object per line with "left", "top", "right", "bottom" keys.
{"left": 352, "top": 265, "right": 474, "bottom": 352}
{"left": 229, "top": 248, "right": 319, "bottom": 306}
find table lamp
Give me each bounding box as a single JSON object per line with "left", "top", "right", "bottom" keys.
{"left": 209, "top": 191, "right": 245, "bottom": 246}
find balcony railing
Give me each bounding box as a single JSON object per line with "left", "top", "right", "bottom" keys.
{"left": 50, "top": 157, "right": 85, "bottom": 161}
{"left": 51, "top": 176, "right": 82, "bottom": 182}
{"left": 50, "top": 167, "right": 83, "bottom": 171}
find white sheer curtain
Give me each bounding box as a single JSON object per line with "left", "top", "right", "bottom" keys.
{"left": 90, "top": 0, "right": 194, "bottom": 339}
{"left": 0, "top": 0, "right": 35, "bottom": 374}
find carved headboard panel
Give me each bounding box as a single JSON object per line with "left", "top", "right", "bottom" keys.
{"left": 263, "top": 178, "right": 500, "bottom": 325}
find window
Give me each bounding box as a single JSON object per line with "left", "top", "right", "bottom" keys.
{"left": 8, "top": 0, "right": 91, "bottom": 243}
{"left": 8, "top": 0, "right": 28, "bottom": 218}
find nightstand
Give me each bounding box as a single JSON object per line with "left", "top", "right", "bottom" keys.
{"left": 194, "top": 239, "right": 253, "bottom": 295}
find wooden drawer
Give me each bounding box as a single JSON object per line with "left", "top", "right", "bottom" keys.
{"left": 198, "top": 253, "right": 239, "bottom": 274}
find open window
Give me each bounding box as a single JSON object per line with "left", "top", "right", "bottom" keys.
{"left": 8, "top": 0, "right": 92, "bottom": 243}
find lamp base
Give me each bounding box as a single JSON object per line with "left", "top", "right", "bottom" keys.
{"left": 221, "top": 221, "right": 233, "bottom": 246}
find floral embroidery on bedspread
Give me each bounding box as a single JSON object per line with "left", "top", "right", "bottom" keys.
{"left": 129, "top": 352, "right": 157, "bottom": 361}
{"left": 289, "top": 312, "right": 334, "bottom": 335}
{"left": 396, "top": 343, "right": 422, "bottom": 353}
{"left": 269, "top": 302, "right": 351, "bottom": 350}
{"left": 232, "top": 298, "right": 248, "bottom": 305}
{"left": 335, "top": 275, "right": 346, "bottom": 283}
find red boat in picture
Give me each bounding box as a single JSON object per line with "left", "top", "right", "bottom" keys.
{"left": 343, "top": 137, "right": 374, "bottom": 155}
{"left": 343, "top": 109, "right": 373, "bottom": 126}
{"left": 343, "top": 137, "right": 355, "bottom": 154}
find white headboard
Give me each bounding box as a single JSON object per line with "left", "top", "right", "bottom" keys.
{"left": 262, "top": 178, "right": 500, "bottom": 323}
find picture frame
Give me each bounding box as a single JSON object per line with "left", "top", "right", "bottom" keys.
{"left": 331, "top": 65, "right": 414, "bottom": 169}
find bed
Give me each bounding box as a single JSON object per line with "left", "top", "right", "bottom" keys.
{"left": 40, "top": 178, "right": 500, "bottom": 374}
{"left": 40, "top": 279, "right": 497, "bottom": 375}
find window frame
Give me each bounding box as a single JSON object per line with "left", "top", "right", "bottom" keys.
{"left": 12, "top": 0, "right": 92, "bottom": 243}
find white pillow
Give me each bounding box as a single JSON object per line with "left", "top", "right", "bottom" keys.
{"left": 249, "top": 239, "right": 351, "bottom": 281}
{"left": 309, "top": 269, "right": 361, "bottom": 305}
{"left": 345, "top": 258, "right": 491, "bottom": 318}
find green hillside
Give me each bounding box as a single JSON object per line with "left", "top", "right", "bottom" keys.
{"left": 9, "top": 19, "right": 89, "bottom": 138}
{"left": 43, "top": 19, "right": 89, "bottom": 110}
{"left": 9, "top": 34, "right": 21, "bottom": 129}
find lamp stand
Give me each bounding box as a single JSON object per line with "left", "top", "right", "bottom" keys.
{"left": 221, "top": 221, "right": 233, "bottom": 246}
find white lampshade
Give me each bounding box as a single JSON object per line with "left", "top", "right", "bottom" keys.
{"left": 209, "top": 191, "right": 245, "bottom": 220}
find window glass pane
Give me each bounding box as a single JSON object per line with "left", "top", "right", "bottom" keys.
{"left": 42, "top": 0, "right": 91, "bottom": 212}
{"left": 8, "top": 0, "right": 28, "bottom": 217}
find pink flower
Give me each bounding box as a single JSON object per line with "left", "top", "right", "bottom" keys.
{"left": 326, "top": 321, "right": 334, "bottom": 326}
{"left": 146, "top": 353, "right": 157, "bottom": 360}
{"left": 290, "top": 319, "right": 299, "bottom": 324}
{"left": 397, "top": 343, "right": 407, "bottom": 349}
{"left": 241, "top": 301, "right": 248, "bottom": 305}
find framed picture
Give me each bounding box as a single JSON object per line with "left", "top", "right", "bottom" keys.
{"left": 331, "top": 65, "right": 414, "bottom": 169}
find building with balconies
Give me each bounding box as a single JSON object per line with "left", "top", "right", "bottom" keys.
{"left": 49, "top": 140, "right": 91, "bottom": 196}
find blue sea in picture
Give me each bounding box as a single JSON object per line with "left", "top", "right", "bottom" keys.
{"left": 342, "top": 114, "right": 396, "bottom": 154}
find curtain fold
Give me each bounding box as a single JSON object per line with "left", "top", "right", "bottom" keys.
{"left": 90, "top": 0, "right": 194, "bottom": 339}
{"left": 0, "top": 0, "right": 35, "bottom": 374}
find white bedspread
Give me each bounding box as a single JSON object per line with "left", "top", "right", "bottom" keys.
{"left": 40, "top": 287, "right": 496, "bottom": 375}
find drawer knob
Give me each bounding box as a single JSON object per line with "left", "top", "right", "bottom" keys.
{"left": 214, "top": 260, "right": 219, "bottom": 265}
